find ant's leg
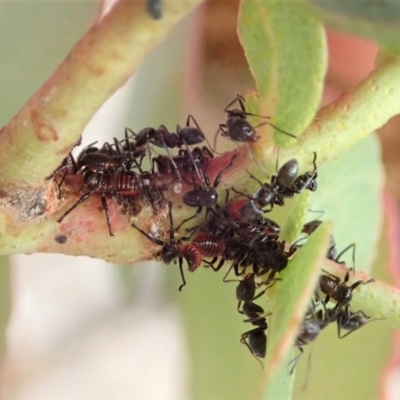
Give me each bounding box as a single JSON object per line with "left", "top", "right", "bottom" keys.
{"left": 224, "top": 189, "right": 231, "bottom": 205}
{"left": 253, "top": 278, "right": 282, "bottom": 301}
{"left": 307, "top": 209, "right": 325, "bottom": 220}
{"left": 224, "top": 95, "right": 243, "bottom": 112}
{"left": 183, "top": 141, "right": 203, "bottom": 182}
{"left": 350, "top": 278, "right": 375, "bottom": 292}
{"left": 100, "top": 195, "right": 113, "bottom": 236}
{"left": 311, "top": 151, "right": 317, "bottom": 171}
{"left": 134, "top": 154, "right": 146, "bottom": 174}
{"left": 214, "top": 124, "right": 227, "bottom": 150}
{"left": 213, "top": 154, "right": 238, "bottom": 188}
{"left": 151, "top": 157, "right": 158, "bottom": 175}
{"left": 222, "top": 259, "right": 242, "bottom": 282}
{"left": 165, "top": 201, "right": 175, "bottom": 241}
{"left": 57, "top": 190, "right": 95, "bottom": 223}
{"left": 231, "top": 187, "right": 253, "bottom": 200}
{"left": 131, "top": 222, "right": 164, "bottom": 246}
{"left": 256, "top": 121, "right": 297, "bottom": 139}
{"left": 125, "top": 127, "right": 137, "bottom": 139}
{"left": 289, "top": 346, "right": 304, "bottom": 375}
{"left": 164, "top": 143, "right": 182, "bottom": 181}
{"left": 246, "top": 171, "right": 266, "bottom": 187}
{"left": 180, "top": 224, "right": 202, "bottom": 240}
{"left": 240, "top": 329, "right": 265, "bottom": 369}
{"left": 237, "top": 94, "right": 246, "bottom": 112}
{"left": 178, "top": 257, "right": 187, "bottom": 291}
{"left": 335, "top": 243, "right": 356, "bottom": 268}
{"left": 320, "top": 269, "right": 342, "bottom": 283}
{"left": 175, "top": 207, "right": 203, "bottom": 232}
{"left": 56, "top": 170, "right": 69, "bottom": 199}
{"left": 209, "top": 257, "right": 225, "bottom": 273}
{"left": 203, "top": 146, "right": 214, "bottom": 159}
{"left": 186, "top": 114, "right": 201, "bottom": 129}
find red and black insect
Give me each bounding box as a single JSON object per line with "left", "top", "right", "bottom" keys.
{"left": 319, "top": 268, "right": 374, "bottom": 308}
{"left": 57, "top": 170, "right": 167, "bottom": 236}
{"left": 131, "top": 201, "right": 202, "bottom": 291}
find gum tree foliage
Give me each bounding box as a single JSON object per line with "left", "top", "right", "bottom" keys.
{"left": 1, "top": 0, "right": 400, "bottom": 398}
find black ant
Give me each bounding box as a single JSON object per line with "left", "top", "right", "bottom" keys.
{"left": 226, "top": 197, "right": 264, "bottom": 223}
{"left": 278, "top": 153, "right": 318, "bottom": 197}
{"left": 331, "top": 305, "right": 384, "bottom": 339}
{"left": 322, "top": 300, "right": 384, "bottom": 340}
{"left": 232, "top": 152, "right": 318, "bottom": 213}
{"left": 134, "top": 116, "right": 207, "bottom": 180}
{"left": 290, "top": 298, "right": 331, "bottom": 373}
{"left": 214, "top": 94, "right": 297, "bottom": 148}
{"left": 318, "top": 268, "right": 374, "bottom": 308}
{"left": 134, "top": 116, "right": 205, "bottom": 151}
{"left": 235, "top": 273, "right": 280, "bottom": 313}
{"left": 240, "top": 301, "right": 272, "bottom": 364}
{"left": 153, "top": 146, "right": 214, "bottom": 176}
{"left": 131, "top": 201, "right": 202, "bottom": 291}
{"left": 177, "top": 153, "right": 238, "bottom": 230}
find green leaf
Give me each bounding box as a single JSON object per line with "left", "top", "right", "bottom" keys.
{"left": 280, "top": 191, "right": 312, "bottom": 243}
{"left": 309, "top": 134, "right": 384, "bottom": 272}
{"left": 293, "top": 216, "right": 395, "bottom": 399}
{"left": 263, "top": 353, "right": 295, "bottom": 400}
{"left": 305, "top": 0, "right": 400, "bottom": 54}
{"left": 238, "top": 0, "right": 327, "bottom": 147}
{"left": 261, "top": 221, "right": 332, "bottom": 389}
{"left": 176, "top": 268, "right": 262, "bottom": 400}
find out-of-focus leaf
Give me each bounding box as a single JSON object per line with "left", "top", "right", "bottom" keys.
{"left": 238, "top": 0, "right": 327, "bottom": 148}
{"left": 293, "top": 201, "right": 394, "bottom": 399}
{"left": 176, "top": 268, "right": 262, "bottom": 400}
{"left": 305, "top": 0, "right": 400, "bottom": 54}
{"left": 381, "top": 191, "right": 400, "bottom": 397}
{"left": 0, "top": 2, "right": 96, "bottom": 124}
{"left": 309, "top": 134, "right": 384, "bottom": 272}
{"left": 262, "top": 353, "right": 295, "bottom": 400}
{"left": 260, "top": 221, "right": 332, "bottom": 390}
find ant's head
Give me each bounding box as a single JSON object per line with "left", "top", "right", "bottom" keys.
{"left": 303, "top": 174, "right": 317, "bottom": 191}
{"left": 160, "top": 243, "right": 179, "bottom": 264}
{"left": 337, "top": 285, "right": 353, "bottom": 306}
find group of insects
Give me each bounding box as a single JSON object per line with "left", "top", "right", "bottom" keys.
{"left": 48, "top": 94, "right": 378, "bottom": 371}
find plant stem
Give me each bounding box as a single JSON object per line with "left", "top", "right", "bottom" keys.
{"left": 0, "top": 0, "right": 202, "bottom": 187}
{"left": 253, "top": 56, "right": 400, "bottom": 172}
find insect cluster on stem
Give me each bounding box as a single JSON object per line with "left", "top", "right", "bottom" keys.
{"left": 48, "top": 94, "right": 378, "bottom": 370}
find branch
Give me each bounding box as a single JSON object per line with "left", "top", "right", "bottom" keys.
{"left": 0, "top": 0, "right": 202, "bottom": 186}
{"left": 252, "top": 56, "right": 400, "bottom": 172}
